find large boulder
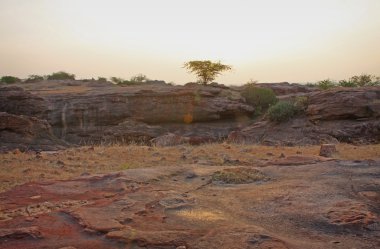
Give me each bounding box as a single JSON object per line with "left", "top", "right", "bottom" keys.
{"left": 227, "top": 118, "right": 338, "bottom": 146}
{"left": 0, "top": 86, "right": 49, "bottom": 118}
{"left": 0, "top": 112, "right": 67, "bottom": 151}
{"left": 307, "top": 87, "right": 380, "bottom": 120}
{"left": 228, "top": 86, "right": 380, "bottom": 145}
{"left": 227, "top": 118, "right": 380, "bottom": 146}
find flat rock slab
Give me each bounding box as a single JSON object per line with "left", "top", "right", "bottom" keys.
{"left": 0, "top": 161, "right": 380, "bottom": 249}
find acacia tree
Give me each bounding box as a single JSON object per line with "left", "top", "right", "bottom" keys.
{"left": 183, "top": 60, "right": 232, "bottom": 85}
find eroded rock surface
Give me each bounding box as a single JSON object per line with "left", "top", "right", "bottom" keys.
{"left": 0, "top": 112, "right": 67, "bottom": 151}
{"left": 228, "top": 86, "right": 380, "bottom": 145}
{"left": 1, "top": 159, "right": 379, "bottom": 248}
{"left": 1, "top": 82, "right": 379, "bottom": 150}
{"left": 0, "top": 83, "right": 254, "bottom": 148}
{"left": 306, "top": 87, "right": 380, "bottom": 120}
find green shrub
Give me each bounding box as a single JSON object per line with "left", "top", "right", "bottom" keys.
{"left": 338, "top": 80, "right": 357, "bottom": 87}
{"left": 130, "top": 74, "right": 148, "bottom": 83}
{"left": 241, "top": 85, "right": 278, "bottom": 114}
{"left": 317, "top": 79, "right": 336, "bottom": 90}
{"left": 268, "top": 101, "right": 297, "bottom": 122}
{"left": 349, "top": 74, "right": 375, "bottom": 87}
{"left": 366, "top": 80, "right": 380, "bottom": 86}
{"left": 0, "top": 76, "right": 21, "bottom": 84}
{"left": 110, "top": 77, "right": 124, "bottom": 84}
{"left": 97, "top": 77, "right": 107, "bottom": 82}
{"left": 305, "top": 82, "right": 317, "bottom": 87}
{"left": 24, "top": 75, "right": 44, "bottom": 83}
{"left": 293, "top": 96, "right": 309, "bottom": 112}
{"left": 47, "top": 71, "right": 75, "bottom": 80}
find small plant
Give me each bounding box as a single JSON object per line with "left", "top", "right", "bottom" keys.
{"left": 241, "top": 85, "right": 277, "bottom": 115}
{"left": 349, "top": 74, "right": 374, "bottom": 87}
{"left": 317, "top": 79, "right": 336, "bottom": 90}
{"left": 130, "top": 74, "right": 148, "bottom": 83}
{"left": 47, "top": 71, "right": 75, "bottom": 80}
{"left": 305, "top": 82, "right": 317, "bottom": 87}
{"left": 97, "top": 77, "right": 107, "bottom": 82}
{"left": 338, "top": 80, "right": 357, "bottom": 87}
{"left": 212, "top": 168, "right": 268, "bottom": 184}
{"left": 24, "top": 75, "right": 44, "bottom": 83}
{"left": 0, "top": 76, "right": 21, "bottom": 84}
{"left": 183, "top": 60, "right": 232, "bottom": 85}
{"left": 246, "top": 79, "right": 258, "bottom": 85}
{"left": 268, "top": 101, "right": 297, "bottom": 122}
{"left": 293, "top": 96, "right": 309, "bottom": 112}
{"left": 110, "top": 77, "right": 124, "bottom": 84}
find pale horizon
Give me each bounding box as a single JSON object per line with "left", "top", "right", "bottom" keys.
{"left": 0, "top": 0, "right": 379, "bottom": 84}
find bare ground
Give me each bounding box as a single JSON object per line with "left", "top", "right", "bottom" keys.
{"left": 0, "top": 143, "right": 379, "bottom": 248}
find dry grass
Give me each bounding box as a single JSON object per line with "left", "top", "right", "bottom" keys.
{"left": 0, "top": 143, "right": 379, "bottom": 193}
{"left": 212, "top": 168, "right": 268, "bottom": 184}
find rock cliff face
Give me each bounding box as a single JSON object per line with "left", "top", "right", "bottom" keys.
{"left": 0, "top": 82, "right": 254, "bottom": 148}
{"left": 0, "top": 81, "right": 379, "bottom": 150}
{"left": 228, "top": 86, "right": 380, "bottom": 145}
{"left": 0, "top": 112, "right": 67, "bottom": 151}
{"left": 0, "top": 86, "right": 49, "bottom": 118}
{"left": 306, "top": 87, "right": 380, "bottom": 120}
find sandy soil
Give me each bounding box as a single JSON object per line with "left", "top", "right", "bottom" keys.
{"left": 1, "top": 143, "right": 379, "bottom": 193}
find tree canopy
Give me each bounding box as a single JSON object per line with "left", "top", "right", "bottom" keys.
{"left": 0, "top": 76, "right": 21, "bottom": 84}
{"left": 183, "top": 60, "right": 232, "bottom": 85}
{"left": 47, "top": 71, "right": 75, "bottom": 80}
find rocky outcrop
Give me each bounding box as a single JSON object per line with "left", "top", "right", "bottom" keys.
{"left": 228, "top": 86, "right": 380, "bottom": 145}
{"left": 0, "top": 83, "right": 254, "bottom": 147}
{"left": 228, "top": 118, "right": 337, "bottom": 146}
{"left": 0, "top": 112, "right": 67, "bottom": 151}
{"left": 307, "top": 87, "right": 380, "bottom": 120}
{"left": 1, "top": 82, "right": 379, "bottom": 149}
{"left": 227, "top": 118, "right": 380, "bottom": 146}
{"left": 255, "top": 82, "right": 317, "bottom": 95}
{"left": 46, "top": 85, "right": 254, "bottom": 144}
{"left": 0, "top": 86, "right": 49, "bottom": 118}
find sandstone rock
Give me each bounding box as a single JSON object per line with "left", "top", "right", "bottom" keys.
{"left": 2, "top": 82, "right": 380, "bottom": 149}
{"left": 102, "top": 119, "right": 165, "bottom": 144}
{"left": 1, "top": 82, "right": 255, "bottom": 149}
{"left": 1, "top": 162, "right": 379, "bottom": 248}
{"left": 227, "top": 118, "right": 380, "bottom": 145}
{"left": 0, "top": 86, "right": 49, "bottom": 118}
{"left": 326, "top": 201, "right": 378, "bottom": 228}
{"left": 227, "top": 118, "right": 339, "bottom": 146}
{"left": 319, "top": 144, "right": 337, "bottom": 157}
{"left": 0, "top": 226, "right": 43, "bottom": 239}
{"left": 255, "top": 82, "right": 317, "bottom": 95}
{"left": 0, "top": 112, "right": 67, "bottom": 151}
{"left": 307, "top": 87, "right": 380, "bottom": 120}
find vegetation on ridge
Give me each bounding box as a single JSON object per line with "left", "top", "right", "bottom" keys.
{"left": 241, "top": 83, "right": 278, "bottom": 116}
{"left": 183, "top": 60, "right": 232, "bottom": 85}
{"left": 315, "top": 74, "right": 380, "bottom": 90}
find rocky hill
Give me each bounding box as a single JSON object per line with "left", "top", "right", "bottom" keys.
{"left": 0, "top": 80, "right": 379, "bottom": 151}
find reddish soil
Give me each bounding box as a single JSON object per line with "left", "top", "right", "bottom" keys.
{"left": 0, "top": 155, "right": 379, "bottom": 249}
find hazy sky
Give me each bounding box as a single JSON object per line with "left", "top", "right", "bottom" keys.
{"left": 0, "top": 0, "right": 379, "bottom": 84}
